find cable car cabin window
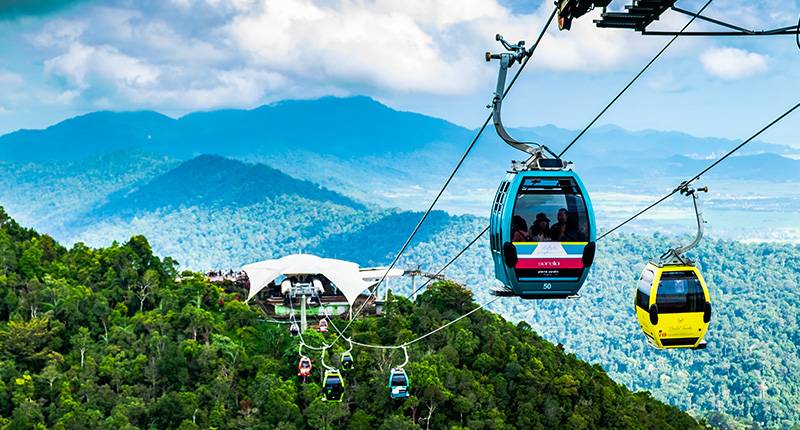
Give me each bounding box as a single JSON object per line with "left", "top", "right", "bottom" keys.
{"left": 656, "top": 271, "right": 706, "bottom": 313}
{"left": 636, "top": 270, "right": 654, "bottom": 309}
{"left": 326, "top": 376, "right": 341, "bottom": 386}
{"left": 511, "top": 178, "right": 589, "bottom": 243}
{"left": 391, "top": 374, "right": 407, "bottom": 387}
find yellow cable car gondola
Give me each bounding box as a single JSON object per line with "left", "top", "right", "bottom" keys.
{"left": 635, "top": 185, "right": 712, "bottom": 350}
{"left": 321, "top": 369, "right": 345, "bottom": 402}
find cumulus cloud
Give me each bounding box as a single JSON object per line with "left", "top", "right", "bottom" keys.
{"left": 226, "top": 0, "right": 649, "bottom": 95}
{"left": 44, "top": 42, "right": 160, "bottom": 89}
{"left": 0, "top": 70, "right": 24, "bottom": 86}
{"left": 27, "top": 0, "right": 662, "bottom": 112}
{"left": 700, "top": 47, "right": 768, "bottom": 80}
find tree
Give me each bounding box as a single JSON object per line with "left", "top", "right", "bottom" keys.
{"left": 304, "top": 399, "right": 349, "bottom": 430}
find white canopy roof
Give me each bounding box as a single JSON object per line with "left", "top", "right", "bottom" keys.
{"left": 242, "top": 254, "right": 400, "bottom": 306}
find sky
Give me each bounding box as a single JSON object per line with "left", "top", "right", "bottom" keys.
{"left": 0, "top": 0, "right": 798, "bottom": 145}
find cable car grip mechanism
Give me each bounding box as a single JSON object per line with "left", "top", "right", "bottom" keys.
{"left": 486, "top": 34, "right": 565, "bottom": 171}
{"left": 659, "top": 184, "right": 708, "bottom": 265}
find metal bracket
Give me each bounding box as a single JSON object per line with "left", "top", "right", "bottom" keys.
{"left": 641, "top": 6, "right": 800, "bottom": 37}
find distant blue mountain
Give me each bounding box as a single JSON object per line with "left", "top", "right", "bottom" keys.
{"left": 0, "top": 111, "right": 175, "bottom": 162}
{"left": 89, "top": 154, "right": 363, "bottom": 220}
{"left": 2, "top": 95, "right": 799, "bottom": 219}
{"left": 313, "top": 210, "right": 453, "bottom": 265}
{"left": 0, "top": 96, "right": 470, "bottom": 162}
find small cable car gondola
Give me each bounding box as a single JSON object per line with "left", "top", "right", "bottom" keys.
{"left": 387, "top": 346, "right": 410, "bottom": 399}
{"left": 486, "top": 36, "right": 596, "bottom": 299}
{"left": 340, "top": 337, "right": 354, "bottom": 370}
{"left": 388, "top": 368, "right": 410, "bottom": 399}
{"left": 297, "top": 356, "right": 313, "bottom": 382}
{"left": 340, "top": 352, "right": 354, "bottom": 370}
{"left": 318, "top": 319, "right": 328, "bottom": 333}
{"left": 289, "top": 322, "right": 299, "bottom": 337}
{"left": 321, "top": 369, "right": 345, "bottom": 402}
{"left": 635, "top": 185, "right": 712, "bottom": 350}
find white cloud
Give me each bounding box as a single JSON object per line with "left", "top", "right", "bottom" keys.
{"left": 0, "top": 70, "right": 24, "bottom": 86}
{"left": 700, "top": 47, "right": 768, "bottom": 80}
{"left": 26, "top": 0, "right": 688, "bottom": 113}
{"left": 44, "top": 42, "right": 160, "bottom": 89}
{"left": 225, "top": 0, "right": 649, "bottom": 96}
{"left": 31, "top": 19, "right": 87, "bottom": 48}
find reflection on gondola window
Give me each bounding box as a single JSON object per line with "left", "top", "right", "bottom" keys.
{"left": 512, "top": 178, "right": 589, "bottom": 242}
{"left": 656, "top": 271, "right": 706, "bottom": 313}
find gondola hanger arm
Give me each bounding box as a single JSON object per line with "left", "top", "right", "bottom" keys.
{"left": 486, "top": 35, "right": 561, "bottom": 163}
{"left": 659, "top": 185, "right": 707, "bottom": 264}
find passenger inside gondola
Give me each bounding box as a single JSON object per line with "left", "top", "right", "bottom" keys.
{"left": 512, "top": 178, "right": 590, "bottom": 243}
{"left": 529, "top": 213, "right": 551, "bottom": 241}
{"left": 511, "top": 215, "right": 530, "bottom": 242}
{"left": 563, "top": 212, "right": 587, "bottom": 241}
{"left": 549, "top": 208, "right": 568, "bottom": 240}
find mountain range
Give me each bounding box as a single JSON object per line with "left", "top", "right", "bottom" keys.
{"left": 1, "top": 97, "right": 800, "bottom": 426}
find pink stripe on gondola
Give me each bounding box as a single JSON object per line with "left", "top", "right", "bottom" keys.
{"left": 515, "top": 258, "right": 584, "bottom": 269}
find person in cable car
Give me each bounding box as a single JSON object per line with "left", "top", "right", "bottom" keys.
{"left": 297, "top": 356, "right": 313, "bottom": 382}
{"left": 529, "top": 213, "right": 552, "bottom": 242}
{"left": 511, "top": 215, "right": 529, "bottom": 242}
{"left": 563, "top": 212, "right": 587, "bottom": 241}
{"left": 549, "top": 208, "right": 568, "bottom": 240}
{"left": 321, "top": 370, "right": 345, "bottom": 402}
{"left": 388, "top": 368, "right": 410, "bottom": 399}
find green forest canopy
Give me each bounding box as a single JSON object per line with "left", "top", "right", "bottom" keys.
{"left": 0, "top": 207, "right": 703, "bottom": 429}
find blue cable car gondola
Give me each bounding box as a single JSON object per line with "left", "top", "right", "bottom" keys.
{"left": 388, "top": 368, "right": 410, "bottom": 399}
{"left": 486, "top": 36, "right": 596, "bottom": 299}
{"left": 387, "top": 346, "right": 410, "bottom": 399}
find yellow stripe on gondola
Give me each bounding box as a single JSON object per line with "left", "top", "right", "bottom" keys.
{"left": 512, "top": 242, "right": 589, "bottom": 245}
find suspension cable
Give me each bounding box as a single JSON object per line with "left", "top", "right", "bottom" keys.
{"left": 405, "top": 0, "right": 709, "bottom": 300}
{"left": 597, "top": 101, "right": 800, "bottom": 241}
{"left": 287, "top": 296, "right": 328, "bottom": 351}
{"left": 557, "top": 0, "right": 714, "bottom": 158}
{"left": 326, "top": 297, "right": 498, "bottom": 351}
{"left": 331, "top": 7, "right": 558, "bottom": 346}
{"left": 406, "top": 226, "right": 489, "bottom": 299}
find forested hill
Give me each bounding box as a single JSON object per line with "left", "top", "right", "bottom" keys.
{"left": 89, "top": 154, "right": 364, "bottom": 220}
{"left": 0, "top": 207, "right": 703, "bottom": 429}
